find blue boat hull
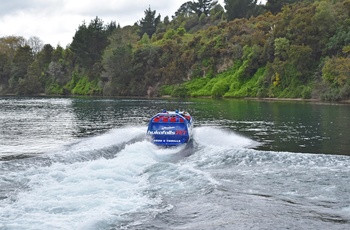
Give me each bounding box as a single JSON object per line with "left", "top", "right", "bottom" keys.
{"left": 146, "top": 111, "right": 193, "bottom": 147}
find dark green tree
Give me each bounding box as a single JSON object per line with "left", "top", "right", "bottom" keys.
{"left": 48, "top": 45, "right": 65, "bottom": 86}
{"left": 70, "top": 17, "right": 115, "bottom": 78}
{"left": 131, "top": 44, "right": 162, "bottom": 95}
{"left": 9, "top": 45, "right": 34, "bottom": 92}
{"left": 190, "top": 0, "right": 218, "bottom": 17}
{"left": 0, "top": 53, "right": 11, "bottom": 89}
{"left": 175, "top": 2, "right": 194, "bottom": 17}
{"left": 138, "top": 6, "right": 161, "bottom": 38}
{"left": 102, "top": 44, "right": 133, "bottom": 95}
{"left": 327, "top": 24, "right": 350, "bottom": 56}
{"left": 18, "top": 60, "right": 43, "bottom": 95}
{"left": 36, "top": 44, "right": 53, "bottom": 69}
{"left": 52, "top": 45, "right": 64, "bottom": 62}
{"left": 102, "top": 26, "right": 137, "bottom": 95}
{"left": 265, "top": 0, "right": 301, "bottom": 15}
{"left": 224, "top": 0, "right": 261, "bottom": 21}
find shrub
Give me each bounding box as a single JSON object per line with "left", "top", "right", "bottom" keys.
{"left": 211, "top": 79, "right": 229, "bottom": 97}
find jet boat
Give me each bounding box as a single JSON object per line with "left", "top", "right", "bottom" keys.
{"left": 146, "top": 110, "right": 193, "bottom": 147}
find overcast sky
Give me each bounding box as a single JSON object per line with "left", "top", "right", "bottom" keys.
{"left": 0, "top": 0, "right": 265, "bottom": 47}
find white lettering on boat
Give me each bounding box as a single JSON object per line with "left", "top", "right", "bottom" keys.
{"left": 147, "top": 130, "right": 176, "bottom": 135}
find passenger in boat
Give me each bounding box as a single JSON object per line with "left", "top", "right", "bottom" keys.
{"left": 183, "top": 111, "right": 191, "bottom": 121}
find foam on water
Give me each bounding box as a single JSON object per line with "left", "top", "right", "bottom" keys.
{"left": 193, "top": 126, "right": 259, "bottom": 149}
{"left": 65, "top": 126, "right": 146, "bottom": 152}
{"left": 38, "top": 126, "right": 147, "bottom": 164}
{"left": 0, "top": 126, "right": 209, "bottom": 229}
{"left": 1, "top": 126, "right": 350, "bottom": 229}
{"left": 0, "top": 140, "right": 164, "bottom": 229}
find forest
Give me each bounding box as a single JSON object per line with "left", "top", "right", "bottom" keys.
{"left": 0, "top": 0, "right": 349, "bottom": 101}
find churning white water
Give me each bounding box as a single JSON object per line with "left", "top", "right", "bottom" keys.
{"left": 1, "top": 126, "right": 349, "bottom": 229}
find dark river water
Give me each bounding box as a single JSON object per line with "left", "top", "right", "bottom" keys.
{"left": 0, "top": 96, "right": 349, "bottom": 229}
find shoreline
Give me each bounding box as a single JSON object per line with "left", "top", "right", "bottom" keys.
{"left": 1, "top": 93, "right": 350, "bottom": 104}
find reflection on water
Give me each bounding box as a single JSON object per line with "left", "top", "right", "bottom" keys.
{"left": 188, "top": 98, "right": 350, "bottom": 155}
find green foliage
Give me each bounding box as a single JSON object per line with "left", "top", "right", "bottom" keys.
{"left": 37, "top": 44, "right": 53, "bottom": 69}
{"left": 274, "top": 37, "right": 290, "bottom": 61}
{"left": 177, "top": 27, "right": 186, "bottom": 36}
{"left": 211, "top": 78, "right": 229, "bottom": 97}
{"left": 1, "top": 0, "right": 349, "bottom": 101}
{"left": 266, "top": 0, "right": 301, "bottom": 15}
{"left": 140, "top": 33, "right": 151, "bottom": 45}
{"left": 171, "top": 85, "right": 189, "bottom": 97}
{"left": 18, "top": 60, "right": 43, "bottom": 95}
{"left": 301, "top": 85, "right": 312, "bottom": 99}
{"left": 70, "top": 16, "right": 114, "bottom": 79}
{"left": 288, "top": 44, "right": 313, "bottom": 81}
{"left": 46, "top": 82, "right": 63, "bottom": 95}
{"left": 185, "top": 77, "right": 210, "bottom": 93}
{"left": 9, "top": 45, "right": 34, "bottom": 92}
{"left": 64, "top": 71, "right": 79, "bottom": 93}
{"left": 164, "top": 29, "right": 176, "bottom": 39}
{"left": 327, "top": 22, "right": 350, "bottom": 55}
{"left": 70, "top": 75, "right": 102, "bottom": 95}
{"left": 159, "top": 85, "right": 175, "bottom": 95}
{"left": 322, "top": 57, "right": 350, "bottom": 87}
{"left": 0, "top": 53, "right": 11, "bottom": 89}
{"left": 230, "top": 67, "right": 265, "bottom": 97}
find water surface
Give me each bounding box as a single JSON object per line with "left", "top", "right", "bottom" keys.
{"left": 0, "top": 96, "right": 349, "bottom": 229}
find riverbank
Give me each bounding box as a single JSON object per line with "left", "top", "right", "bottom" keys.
{"left": 2, "top": 93, "right": 350, "bottom": 104}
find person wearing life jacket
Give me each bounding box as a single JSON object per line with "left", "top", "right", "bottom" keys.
{"left": 183, "top": 111, "right": 191, "bottom": 121}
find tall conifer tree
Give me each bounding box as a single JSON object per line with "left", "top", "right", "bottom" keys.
{"left": 139, "top": 6, "right": 161, "bottom": 38}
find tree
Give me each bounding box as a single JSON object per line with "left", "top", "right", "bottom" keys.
{"left": 70, "top": 17, "right": 115, "bottom": 77}
{"left": 102, "top": 44, "right": 133, "bottom": 95}
{"left": 27, "top": 36, "right": 44, "bottom": 56}
{"left": 175, "top": 2, "right": 195, "bottom": 17}
{"left": 36, "top": 44, "right": 53, "bottom": 69}
{"left": 0, "top": 53, "right": 11, "bottom": 88}
{"left": 0, "top": 36, "right": 26, "bottom": 61}
{"left": 9, "top": 45, "right": 34, "bottom": 92}
{"left": 274, "top": 37, "right": 290, "bottom": 61}
{"left": 265, "top": 0, "right": 301, "bottom": 15}
{"left": 175, "top": 1, "right": 218, "bottom": 18}
{"left": 224, "top": 0, "right": 261, "bottom": 21}
{"left": 190, "top": 0, "right": 219, "bottom": 17}
{"left": 102, "top": 26, "right": 138, "bottom": 95}
{"left": 0, "top": 36, "right": 24, "bottom": 90}
{"left": 322, "top": 57, "right": 350, "bottom": 87}
{"left": 18, "top": 60, "right": 43, "bottom": 95}
{"left": 138, "top": 6, "right": 161, "bottom": 38}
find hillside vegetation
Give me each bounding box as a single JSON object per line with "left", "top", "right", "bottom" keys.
{"left": 0, "top": 0, "right": 349, "bottom": 101}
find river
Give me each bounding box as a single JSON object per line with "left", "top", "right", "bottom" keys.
{"left": 0, "top": 96, "right": 349, "bottom": 229}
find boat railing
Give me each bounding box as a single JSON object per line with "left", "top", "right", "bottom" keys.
{"left": 151, "top": 113, "right": 191, "bottom": 123}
